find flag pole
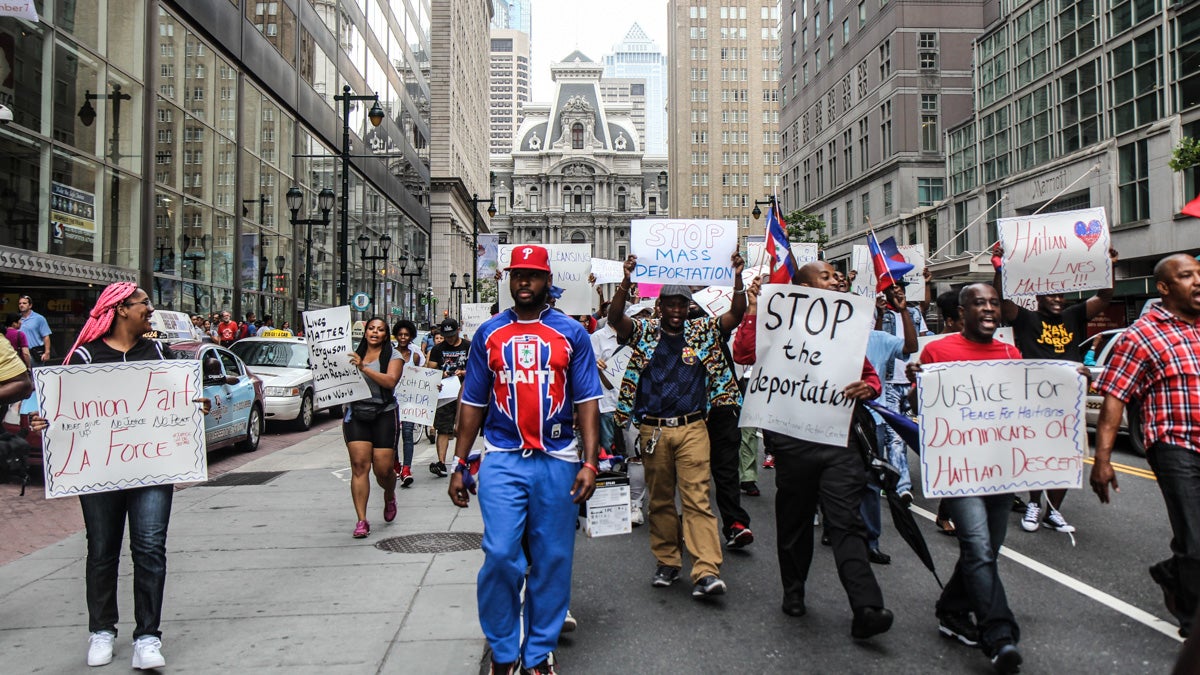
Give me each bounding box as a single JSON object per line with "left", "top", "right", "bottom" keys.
{"left": 865, "top": 218, "right": 897, "bottom": 291}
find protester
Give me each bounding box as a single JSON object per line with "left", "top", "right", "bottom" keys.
{"left": 17, "top": 294, "right": 52, "bottom": 364}
{"left": 732, "top": 262, "right": 892, "bottom": 640}
{"left": 0, "top": 333, "right": 32, "bottom": 403}
{"left": 391, "top": 319, "right": 426, "bottom": 487}
{"left": 608, "top": 253, "right": 746, "bottom": 599}
{"left": 907, "top": 283, "right": 1024, "bottom": 673}
{"left": 931, "top": 290, "right": 964, "bottom": 536}
{"left": 342, "top": 317, "right": 404, "bottom": 538}
{"left": 449, "top": 244, "right": 602, "bottom": 675}
{"left": 5, "top": 313, "right": 30, "bottom": 367}
{"left": 1091, "top": 253, "right": 1200, "bottom": 639}
{"left": 589, "top": 314, "right": 621, "bottom": 459}
{"left": 876, "top": 281, "right": 930, "bottom": 504}
{"left": 216, "top": 311, "right": 238, "bottom": 346}
{"left": 427, "top": 318, "right": 471, "bottom": 477}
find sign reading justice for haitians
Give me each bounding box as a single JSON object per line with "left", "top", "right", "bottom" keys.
{"left": 630, "top": 219, "right": 738, "bottom": 285}
{"left": 498, "top": 244, "right": 593, "bottom": 315}
{"left": 302, "top": 306, "right": 371, "bottom": 409}
{"left": 998, "top": 207, "right": 1112, "bottom": 297}
{"left": 739, "top": 284, "right": 876, "bottom": 445}
{"left": 395, "top": 365, "right": 441, "bottom": 426}
{"left": 917, "top": 360, "right": 1087, "bottom": 498}
{"left": 34, "top": 361, "right": 207, "bottom": 498}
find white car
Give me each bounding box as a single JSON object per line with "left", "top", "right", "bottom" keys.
{"left": 230, "top": 334, "right": 336, "bottom": 430}
{"left": 1082, "top": 328, "right": 1145, "bottom": 456}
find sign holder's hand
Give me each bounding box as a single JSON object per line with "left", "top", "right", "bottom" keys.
{"left": 841, "top": 380, "right": 876, "bottom": 401}
{"left": 730, "top": 252, "right": 745, "bottom": 276}
{"left": 905, "top": 360, "right": 923, "bottom": 384}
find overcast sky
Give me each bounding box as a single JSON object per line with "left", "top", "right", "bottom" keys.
{"left": 527, "top": 0, "right": 669, "bottom": 102}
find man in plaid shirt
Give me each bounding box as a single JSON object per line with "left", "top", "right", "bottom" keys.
{"left": 1091, "top": 253, "right": 1200, "bottom": 639}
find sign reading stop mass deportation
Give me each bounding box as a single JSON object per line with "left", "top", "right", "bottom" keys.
{"left": 739, "top": 284, "right": 875, "bottom": 445}
{"left": 917, "top": 360, "right": 1087, "bottom": 498}
{"left": 630, "top": 219, "right": 738, "bottom": 284}
{"left": 34, "top": 361, "right": 207, "bottom": 498}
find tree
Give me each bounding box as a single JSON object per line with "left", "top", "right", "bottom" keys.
{"left": 782, "top": 210, "right": 828, "bottom": 247}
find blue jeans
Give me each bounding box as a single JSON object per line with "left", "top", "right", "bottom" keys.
{"left": 599, "top": 411, "right": 615, "bottom": 455}
{"left": 884, "top": 383, "right": 913, "bottom": 494}
{"left": 937, "top": 493, "right": 1019, "bottom": 654}
{"left": 79, "top": 485, "right": 174, "bottom": 639}
{"left": 400, "top": 421, "right": 415, "bottom": 466}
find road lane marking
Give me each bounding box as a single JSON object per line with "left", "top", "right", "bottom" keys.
{"left": 1082, "top": 457, "right": 1157, "bottom": 481}
{"left": 910, "top": 504, "right": 1183, "bottom": 643}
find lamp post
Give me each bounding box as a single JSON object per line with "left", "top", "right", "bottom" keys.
{"left": 78, "top": 84, "right": 132, "bottom": 263}
{"left": 153, "top": 237, "right": 175, "bottom": 308}
{"left": 286, "top": 186, "right": 335, "bottom": 313}
{"left": 356, "top": 231, "right": 392, "bottom": 316}
{"left": 241, "top": 193, "right": 269, "bottom": 316}
{"left": 398, "top": 250, "right": 425, "bottom": 320}
{"left": 468, "top": 193, "right": 496, "bottom": 303}
{"left": 750, "top": 195, "right": 777, "bottom": 220}
{"left": 449, "top": 272, "right": 470, "bottom": 320}
{"left": 274, "top": 254, "right": 287, "bottom": 319}
{"left": 180, "top": 233, "right": 210, "bottom": 313}
{"left": 334, "top": 86, "right": 386, "bottom": 306}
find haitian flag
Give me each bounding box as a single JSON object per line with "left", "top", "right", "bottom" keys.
{"left": 1183, "top": 192, "right": 1200, "bottom": 219}
{"left": 867, "top": 231, "right": 914, "bottom": 292}
{"left": 765, "top": 203, "right": 798, "bottom": 284}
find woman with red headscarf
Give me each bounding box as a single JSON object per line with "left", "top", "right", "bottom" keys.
{"left": 33, "top": 283, "right": 209, "bottom": 670}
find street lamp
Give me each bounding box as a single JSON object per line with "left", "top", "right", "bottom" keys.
{"left": 357, "top": 230, "right": 391, "bottom": 316}
{"left": 449, "top": 272, "right": 470, "bottom": 320}
{"left": 180, "top": 233, "right": 210, "bottom": 312}
{"left": 286, "top": 186, "right": 335, "bottom": 313}
{"left": 750, "top": 195, "right": 777, "bottom": 220}
{"left": 242, "top": 193, "right": 269, "bottom": 316}
{"left": 335, "top": 85, "right": 386, "bottom": 306}
{"left": 398, "top": 250, "right": 425, "bottom": 320}
{"left": 153, "top": 237, "right": 175, "bottom": 308}
{"left": 78, "top": 84, "right": 132, "bottom": 262}
{"left": 469, "top": 193, "right": 496, "bottom": 303}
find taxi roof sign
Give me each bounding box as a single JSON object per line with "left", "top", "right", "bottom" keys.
{"left": 259, "top": 329, "right": 295, "bottom": 338}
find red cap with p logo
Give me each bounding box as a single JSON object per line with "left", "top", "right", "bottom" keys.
{"left": 505, "top": 245, "right": 551, "bottom": 273}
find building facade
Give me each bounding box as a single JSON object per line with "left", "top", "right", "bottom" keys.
{"left": 490, "top": 52, "right": 668, "bottom": 264}
{"left": 599, "top": 77, "right": 649, "bottom": 153}
{"left": 602, "top": 23, "right": 668, "bottom": 155}
{"left": 666, "top": 1, "right": 781, "bottom": 241}
{"left": 489, "top": 28, "right": 532, "bottom": 156}
{"left": 490, "top": 0, "right": 532, "bottom": 38}
{"left": 1, "top": 0, "right": 432, "bottom": 354}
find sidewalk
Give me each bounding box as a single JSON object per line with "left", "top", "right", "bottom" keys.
{"left": 0, "top": 427, "right": 488, "bottom": 673}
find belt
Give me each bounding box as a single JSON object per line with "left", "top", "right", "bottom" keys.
{"left": 640, "top": 410, "right": 706, "bottom": 428}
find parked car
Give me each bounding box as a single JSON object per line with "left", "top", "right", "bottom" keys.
{"left": 1081, "top": 329, "right": 1145, "bottom": 456}
{"left": 229, "top": 334, "right": 335, "bottom": 431}
{"left": 167, "top": 341, "right": 264, "bottom": 453}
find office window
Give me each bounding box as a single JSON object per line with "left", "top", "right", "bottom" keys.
{"left": 815, "top": 149, "right": 825, "bottom": 196}
{"left": 1109, "top": 30, "right": 1161, "bottom": 134}
{"left": 917, "top": 177, "right": 944, "bottom": 206}
{"left": 858, "top": 117, "right": 870, "bottom": 169}
{"left": 878, "top": 39, "right": 891, "bottom": 80}
{"left": 858, "top": 1, "right": 867, "bottom": 27}
{"left": 1177, "top": 5, "right": 1200, "bottom": 111}
{"left": 1014, "top": 2, "right": 1051, "bottom": 88}
{"left": 920, "top": 94, "right": 939, "bottom": 152}
{"left": 829, "top": 207, "right": 839, "bottom": 235}
{"left": 949, "top": 123, "right": 978, "bottom": 195}
{"left": 1058, "top": 0, "right": 1098, "bottom": 62}
{"left": 918, "top": 31, "right": 938, "bottom": 70}
{"left": 843, "top": 19, "right": 850, "bottom": 45}
{"left": 1015, "top": 85, "right": 1053, "bottom": 170}
{"left": 1118, "top": 139, "right": 1149, "bottom": 223}
{"left": 954, "top": 201, "right": 970, "bottom": 254}
{"left": 1109, "top": 0, "right": 1160, "bottom": 37}
{"left": 846, "top": 199, "right": 855, "bottom": 230}
{"left": 843, "top": 129, "right": 853, "bottom": 181}
{"left": 803, "top": 158, "right": 812, "bottom": 201}
{"left": 981, "top": 106, "right": 1011, "bottom": 182}
{"left": 879, "top": 99, "right": 893, "bottom": 158}
{"left": 883, "top": 181, "right": 893, "bottom": 214}
{"left": 861, "top": 192, "right": 871, "bottom": 224}
{"left": 978, "top": 29, "right": 1009, "bottom": 107}
{"left": 815, "top": 13, "right": 821, "bottom": 37}
{"left": 828, "top": 140, "right": 837, "bottom": 189}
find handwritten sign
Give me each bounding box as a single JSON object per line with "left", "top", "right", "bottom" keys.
{"left": 477, "top": 233, "right": 499, "bottom": 280}
{"left": 498, "top": 244, "right": 593, "bottom": 315}
{"left": 917, "top": 360, "right": 1087, "bottom": 497}
{"left": 599, "top": 347, "right": 632, "bottom": 392}
{"left": 302, "top": 306, "right": 371, "bottom": 408}
{"left": 591, "top": 258, "right": 625, "bottom": 285}
{"left": 998, "top": 207, "right": 1112, "bottom": 296}
{"left": 395, "top": 365, "right": 441, "bottom": 426}
{"left": 459, "top": 303, "right": 492, "bottom": 340}
{"left": 851, "top": 243, "right": 926, "bottom": 298}
{"left": 630, "top": 219, "right": 738, "bottom": 284}
{"left": 34, "top": 361, "right": 207, "bottom": 498}
{"left": 690, "top": 264, "right": 769, "bottom": 317}
{"left": 739, "top": 284, "right": 875, "bottom": 444}
{"left": 747, "top": 241, "right": 819, "bottom": 269}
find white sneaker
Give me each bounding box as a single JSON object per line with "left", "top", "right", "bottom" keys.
{"left": 1020, "top": 502, "right": 1041, "bottom": 532}
{"left": 131, "top": 636, "right": 166, "bottom": 670}
{"left": 87, "top": 631, "right": 115, "bottom": 667}
{"left": 1042, "top": 507, "right": 1076, "bottom": 533}
{"left": 630, "top": 507, "right": 644, "bottom": 526}
{"left": 561, "top": 609, "right": 578, "bottom": 633}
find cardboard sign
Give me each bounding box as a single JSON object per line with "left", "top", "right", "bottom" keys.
{"left": 630, "top": 219, "right": 738, "bottom": 284}
{"left": 917, "top": 360, "right": 1087, "bottom": 497}
{"left": 395, "top": 365, "right": 441, "bottom": 426}
{"left": 302, "top": 306, "right": 371, "bottom": 408}
{"left": 747, "top": 241, "right": 819, "bottom": 269}
{"left": 998, "top": 207, "right": 1112, "bottom": 296}
{"left": 739, "top": 284, "right": 875, "bottom": 445}
{"left": 851, "top": 243, "right": 926, "bottom": 298}
{"left": 498, "top": 244, "right": 593, "bottom": 315}
{"left": 459, "top": 303, "right": 492, "bottom": 341}
{"left": 34, "top": 361, "right": 207, "bottom": 498}
{"left": 585, "top": 474, "right": 632, "bottom": 537}
{"left": 591, "top": 257, "right": 626, "bottom": 285}
{"left": 477, "top": 233, "right": 499, "bottom": 280}
{"left": 690, "top": 264, "right": 768, "bottom": 317}
{"left": 599, "top": 346, "right": 632, "bottom": 392}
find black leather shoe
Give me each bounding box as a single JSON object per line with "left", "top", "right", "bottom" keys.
{"left": 781, "top": 593, "right": 807, "bottom": 617}
{"left": 851, "top": 606, "right": 894, "bottom": 639}
{"left": 868, "top": 549, "right": 892, "bottom": 565}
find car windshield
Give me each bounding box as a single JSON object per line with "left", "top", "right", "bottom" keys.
{"left": 230, "top": 342, "right": 309, "bottom": 369}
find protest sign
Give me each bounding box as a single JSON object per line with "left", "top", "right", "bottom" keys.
{"left": 0, "top": 0, "right": 37, "bottom": 20}
{"left": 498, "top": 244, "right": 593, "bottom": 314}
{"left": 998, "top": 207, "right": 1112, "bottom": 296}
{"left": 477, "top": 233, "right": 499, "bottom": 280}
{"left": 591, "top": 258, "right": 625, "bottom": 285}
{"left": 851, "top": 243, "right": 925, "bottom": 298}
{"left": 598, "top": 346, "right": 633, "bottom": 391}
{"left": 459, "top": 303, "right": 492, "bottom": 340}
{"left": 690, "top": 264, "right": 768, "bottom": 317}
{"left": 748, "top": 241, "right": 819, "bottom": 269}
{"left": 147, "top": 310, "right": 205, "bottom": 341}
{"left": 630, "top": 219, "right": 738, "bottom": 284}
{"left": 917, "top": 360, "right": 1087, "bottom": 498}
{"left": 739, "top": 284, "right": 875, "bottom": 445}
{"left": 302, "top": 306, "right": 371, "bottom": 408}
{"left": 437, "top": 375, "right": 461, "bottom": 407}
{"left": 395, "top": 365, "right": 441, "bottom": 426}
{"left": 637, "top": 282, "right": 661, "bottom": 299}
{"left": 34, "top": 361, "right": 207, "bottom": 498}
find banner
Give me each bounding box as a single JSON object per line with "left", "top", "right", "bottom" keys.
{"left": 851, "top": 242, "right": 925, "bottom": 298}
{"left": 739, "top": 284, "right": 875, "bottom": 444}
{"left": 998, "top": 207, "right": 1112, "bottom": 296}
{"left": 630, "top": 219, "right": 738, "bottom": 284}
{"left": 748, "top": 241, "right": 819, "bottom": 269}
{"left": 598, "top": 346, "right": 632, "bottom": 392}
{"left": 395, "top": 365, "right": 441, "bottom": 426}
{"left": 302, "top": 306, "right": 371, "bottom": 408}
{"left": 0, "top": 1, "right": 38, "bottom": 20}
{"left": 459, "top": 302, "right": 492, "bottom": 340}
{"left": 477, "top": 233, "right": 499, "bottom": 280}
{"left": 498, "top": 244, "right": 592, "bottom": 315}
{"left": 690, "top": 264, "right": 768, "bottom": 317}
{"left": 34, "top": 361, "right": 207, "bottom": 498}
{"left": 591, "top": 257, "right": 625, "bottom": 285}
{"left": 917, "top": 360, "right": 1087, "bottom": 497}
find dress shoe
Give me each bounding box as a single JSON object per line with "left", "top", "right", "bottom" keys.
{"left": 868, "top": 549, "right": 892, "bottom": 565}
{"left": 781, "top": 593, "right": 807, "bottom": 617}
{"left": 851, "top": 606, "right": 894, "bottom": 639}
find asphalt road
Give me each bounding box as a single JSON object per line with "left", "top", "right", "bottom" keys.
{"left": 557, "top": 438, "right": 1185, "bottom": 674}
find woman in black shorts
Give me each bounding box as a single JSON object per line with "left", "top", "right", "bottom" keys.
{"left": 344, "top": 317, "right": 404, "bottom": 538}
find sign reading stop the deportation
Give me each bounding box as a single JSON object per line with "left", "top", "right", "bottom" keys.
{"left": 917, "top": 360, "right": 1087, "bottom": 498}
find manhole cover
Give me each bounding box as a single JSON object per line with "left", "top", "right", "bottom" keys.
{"left": 199, "top": 471, "right": 285, "bottom": 487}
{"left": 375, "top": 532, "right": 483, "bottom": 553}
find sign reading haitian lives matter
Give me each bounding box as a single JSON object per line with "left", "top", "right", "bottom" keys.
{"left": 630, "top": 219, "right": 738, "bottom": 285}
{"left": 998, "top": 207, "right": 1112, "bottom": 297}
{"left": 302, "top": 306, "right": 371, "bottom": 408}
{"left": 850, "top": 243, "right": 926, "bottom": 299}
{"left": 739, "top": 284, "right": 875, "bottom": 445}
{"left": 459, "top": 303, "right": 492, "bottom": 341}
{"left": 395, "top": 365, "right": 441, "bottom": 426}
{"left": 498, "top": 244, "right": 593, "bottom": 315}
{"left": 34, "top": 361, "right": 207, "bottom": 498}
{"left": 917, "top": 360, "right": 1087, "bottom": 498}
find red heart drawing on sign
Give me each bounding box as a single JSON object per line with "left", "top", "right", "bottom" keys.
{"left": 1073, "top": 220, "right": 1103, "bottom": 250}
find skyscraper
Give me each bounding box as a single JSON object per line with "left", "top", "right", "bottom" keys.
{"left": 603, "top": 23, "right": 668, "bottom": 155}
{"left": 599, "top": 78, "right": 649, "bottom": 152}
{"left": 490, "top": 29, "right": 533, "bottom": 155}
{"left": 491, "top": 0, "right": 532, "bottom": 38}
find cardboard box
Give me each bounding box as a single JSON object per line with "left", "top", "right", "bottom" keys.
{"left": 584, "top": 473, "right": 631, "bottom": 537}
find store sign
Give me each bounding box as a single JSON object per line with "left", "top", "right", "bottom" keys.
{"left": 50, "top": 182, "right": 95, "bottom": 244}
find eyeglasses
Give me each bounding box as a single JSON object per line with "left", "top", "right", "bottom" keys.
{"left": 124, "top": 299, "right": 153, "bottom": 309}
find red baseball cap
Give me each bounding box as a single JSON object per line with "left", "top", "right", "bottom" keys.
{"left": 505, "top": 245, "right": 552, "bottom": 273}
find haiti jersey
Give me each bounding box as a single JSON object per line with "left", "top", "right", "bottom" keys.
{"left": 461, "top": 307, "right": 603, "bottom": 462}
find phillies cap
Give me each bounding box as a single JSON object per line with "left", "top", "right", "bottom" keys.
{"left": 505, "top": 245, "right": 552, "bottom": 273}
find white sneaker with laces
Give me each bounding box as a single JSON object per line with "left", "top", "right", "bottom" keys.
{"left": 1020, "top": 502, "right": 1041, "bottom": 532}
{"left": 630, "top": 506, "right": 644, "bottom": 526}
{"left": 131, "top": 636, "right": 166, "bottom": 670}
{"left": 1042, "top": 507, "right": 1076, "bottom": 533}
{"left": 87, "top": 631, "right": 115, "bottom": 667}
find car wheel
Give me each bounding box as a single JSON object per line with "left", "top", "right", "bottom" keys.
{"left": 293, "top": 392, "right": 314, "bottom": 432}
{"left": 1126, "top": 401, "right": 1146, "bottom": 457}
{"left": 236, "top": 405, "right": 263, "bottom": 452}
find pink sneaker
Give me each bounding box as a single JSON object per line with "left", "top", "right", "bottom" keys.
{"left": 384, "top": 498, "right": 397, "bottom": 523}
{"left": 353, "top": 520, "right": 370, "bottom": 538}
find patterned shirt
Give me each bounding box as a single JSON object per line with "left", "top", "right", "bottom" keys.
{"left": 615, "top": 316, "right": 741, "bottom": 426}
{"left": 1095, "top": 304, "right": 1200, "bottom": 453}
